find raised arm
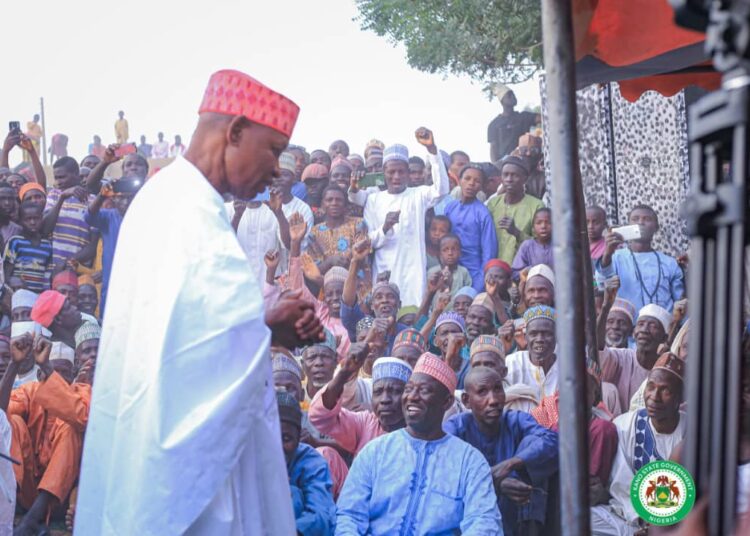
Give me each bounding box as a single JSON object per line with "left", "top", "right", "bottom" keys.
{"left": 420, "top": 289, "right": 450, "bottom": 339}
{"left": 597, "top": 276, "right": 619, "bottom": 351}
{"left": 267, "top": 188, "right": 291, "bottom": 250}
{"left": 85, "top": 145, "right": 120, "bottom": 194}
{"left": 0, "top": 334, "right": 33, "bottom": 412}
{"left": 0, "top": 132, "right": 21, "bottom": 170}
{"left": 42, "top": 187, "right": 85, "bottom": 237}
{"left": 18, "top": 136, "right": 47, "bottom": 188}
{"left": 343, "top": 237, "right": 370, "bottom": 307}
{"left": 415, "top": 127, "right": 449, "bottom": 206}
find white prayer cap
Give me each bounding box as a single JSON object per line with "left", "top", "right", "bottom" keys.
{"left": 527, "top": 264, "right": 555, "bottom": 288}
{"left": 11, "top": 321, "right": 51, "bottom": 338}
{"left": 638, "top": 304, "right": 672, "bottom": 333}
{"left": 50, "top": 341, "right": 74, "bottom": 364}
{"left": 11, "top": 290, "right": 38, "bottom": 311}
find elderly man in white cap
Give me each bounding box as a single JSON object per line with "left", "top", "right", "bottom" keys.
{"left": 360, "top": 131, "right": 450, "bottom": 308}
{"left": 599, "top": 303, "right": 672, "bottom": 413}
{"left": 523, "top": 264, "right": 555, "bottom": 308}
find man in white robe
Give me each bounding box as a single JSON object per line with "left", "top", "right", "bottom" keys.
{"left": 75, "top": 69, "right": 322, "bottom": 535}
{"left": 591, "top": 354, "right": 686, "bottom": 535}
{"left": 361, "top": 130, "right": 449, "bottom": 307}
{"left": 504, "top": 305, "right": 559, "bottom": 412}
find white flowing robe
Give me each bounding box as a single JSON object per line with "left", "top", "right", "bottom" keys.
{"left": 75, "top": 157, "right": 295, "bottom": 535}
{"left": 363, "top": 151, "right": 449, "bottom": 307}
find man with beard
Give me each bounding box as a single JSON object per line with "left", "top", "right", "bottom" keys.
{"left": 599, "top": 303, "right": 671, "bottom": 413}
{"left": 597, "top": 276, "right": 636, "bottom": 349}
{"left": 505, "top": 305, "right": 559, "bottom": 412}
{"left": 591, "top": 354, "right": 686, "bottom": 535}
{"left": 445, "top": 366, "right": 559, "bottom": 535}
{"left": 465, "top": 297, "right": 496, "bottom": 345}
{"left": 523, "top": 263, "right": 555, "bottom": 309}
{"left": 309, "top": 344, "right": 412, "bottom": 456}
{"left": 336, "top": 353, "right": 502, "bottom": 534}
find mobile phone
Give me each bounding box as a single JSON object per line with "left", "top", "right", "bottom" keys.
{"left": 360, "top": 172, "right": 385, "bottom": 188}
{"left": 611, "top": 224, "right": 642, "bottom": 241}
{"left": 114, "top": 143, "right": 137, "bottom": 158}
{"left": 8, "top": 121, "right": 20, "bottom": 133}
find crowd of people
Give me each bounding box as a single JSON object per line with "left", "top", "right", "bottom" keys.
{"left": 0, "top": 72, "right": 745, "bottom": 536}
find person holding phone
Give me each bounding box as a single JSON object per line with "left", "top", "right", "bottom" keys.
{"left": 596, "top": 204, "right": 684, "bottom": 312}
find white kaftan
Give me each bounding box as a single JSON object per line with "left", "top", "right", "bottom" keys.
{"left": 75, "top": 157, "right": 295, "bottom": 535}
{"left": 505, "top": 350, "right": 559, "bottom": 411}
{"left": 362, "top": 151, "right": 449, "bottom": 307}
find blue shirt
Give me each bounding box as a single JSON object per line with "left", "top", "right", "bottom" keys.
{"left": 340, "top": 300, "right": 408, "bottom": 354}
{"left": 444, "top": 411, "right": 559, "bottom": 535}
{"left": 444, "top": 198, "right": 499, "bottom": 291}
{"left": 288, "top": 443, "right": 336, "bottom": 536}
{"left": 596, "top": 248, "right": 684, "bottom": 312}
{"left": 84, "top": 208, "right": 124, "bottom": 312}
{"left": 336, "top": 428, "right": 502, "bottom": 535}
{"left": 252, "top": 182, "right": 308, "bottom": 202}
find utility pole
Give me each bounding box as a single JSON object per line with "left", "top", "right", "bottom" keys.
{"left": 39, "top": 97, "right": 48, "bottom": 166}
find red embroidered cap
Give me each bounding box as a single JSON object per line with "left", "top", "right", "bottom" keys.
{"left": 199, "top": 69, "right": 300, "bottom": 138}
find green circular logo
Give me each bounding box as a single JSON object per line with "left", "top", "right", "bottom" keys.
{"left": 630, "top": 460, "right": 696, "bottom": 526}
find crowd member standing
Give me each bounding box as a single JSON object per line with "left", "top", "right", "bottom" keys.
{"left": 42, "top": 157, "right": 96, "bottom": 271}
{"left": 76, "top": 69, "right": 323, "bottom": 535}
{"left": 114, "top": 111, "right": 128, "bottom": 144}
{"left": 151, "top": 132, "right": 169, "bottom": 158}
{"left": 486, "top": 156, "right": 544, "bottom": 265}
{"left": 362, "top": 128, "right": 449, "bottom": 307}
{"left": 444, "top": 164, "right": 498, "bottom": 291}
{"left": 597, "top": 204, "right": 684, "bottom": 311}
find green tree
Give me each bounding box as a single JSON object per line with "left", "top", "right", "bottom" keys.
{"left": 355, "top": 0, "right": 542, "bottom": 86}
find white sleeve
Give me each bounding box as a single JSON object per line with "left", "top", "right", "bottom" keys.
{"left": 424, "top": 150, "right": 450, "bottom": 208}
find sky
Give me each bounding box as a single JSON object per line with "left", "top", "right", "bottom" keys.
{"left": 2, "top": 0, "right": 540, "bottom": 169}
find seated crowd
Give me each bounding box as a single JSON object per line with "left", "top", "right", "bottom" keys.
{"left": 0, "top": 119, "right": 734, "bottom": 536}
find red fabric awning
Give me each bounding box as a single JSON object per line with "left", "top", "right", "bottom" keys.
{"left": 573, "top": 0, "right": 720, "bottom": 101}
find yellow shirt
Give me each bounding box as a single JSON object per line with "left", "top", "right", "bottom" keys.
{"left": 485, "top": 193, "right": 544, "bottom": 264}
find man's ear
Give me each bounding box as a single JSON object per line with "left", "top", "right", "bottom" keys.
{"left": 226, "top": 116, "right": 250, "bottom": 147}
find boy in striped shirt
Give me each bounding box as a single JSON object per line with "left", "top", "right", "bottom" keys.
{"left": 4, "top": 202, "right": 53, "bottom": 292}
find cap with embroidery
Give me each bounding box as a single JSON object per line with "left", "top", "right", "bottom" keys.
{"left": 272, "top": 353, "right": 303, "bottom": 381}
{"left": 199, "top": 69, "right": 300, "bottom": 138}
{"left": 413, "top": 352, "right": 458, "bottom": 393}
{"left": 652, "top": 353, "right": 685, "bottom": 382}
{"left": 470, "top": 335, "right": 505, "bottom": 358}
{"left": 523, "top": 305, "right": 557, "bottom": 326}
{"left": 372, "top": 281, "right": 400, "bottom": 298}
{"left": 611, "top": 297, "right": 637, "bottom": 324}
{"left": 435, "top": 311, "right": 466, "bottom": 333}
{"left": 301, "top": 163, "right": 329, "bottom": 182}
{"left": 383, "top": 144, "right": 409, "bottom": 165}
{"left": 372, "top": 357, "right": 412, "bottom": 384}
{"left": 323, "top": 266, "right": 348, "bottom": 287}
{"left": 471, "top": 293, "right": 495, "bottom": 314}
{"left": 279, "top": 152, "right": 296, "bottom": 174}
{"left": 277, "top": 391, "right": 302, "bottom": 429}
{"left": 393, "top": 329, "right": 427, "bottom": 353}
{"left": 74, "top": 322, "right": 101, "bottom": 349}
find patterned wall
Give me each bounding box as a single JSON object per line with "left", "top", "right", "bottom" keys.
{"left": 541, "top": 80, "right": 690, "bottom": 257}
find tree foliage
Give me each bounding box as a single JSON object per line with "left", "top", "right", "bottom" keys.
{"left": 355, "top": 0, "right": 542, "bottom": 86}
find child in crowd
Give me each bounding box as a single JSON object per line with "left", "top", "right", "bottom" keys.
{"left": 3, "top": 202, "right": 53, "bottom": 293}
{"left": 511, "top": 207, "right": 553, "bottom": 281}
{"left": 426, "top": 234, "right": 473, "bottom": 311}
{"left": 425, "top": 215, "right": 452, "bottom": 271}
{"left": 444, "top": 164, "right": 498, "bottom": 291}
